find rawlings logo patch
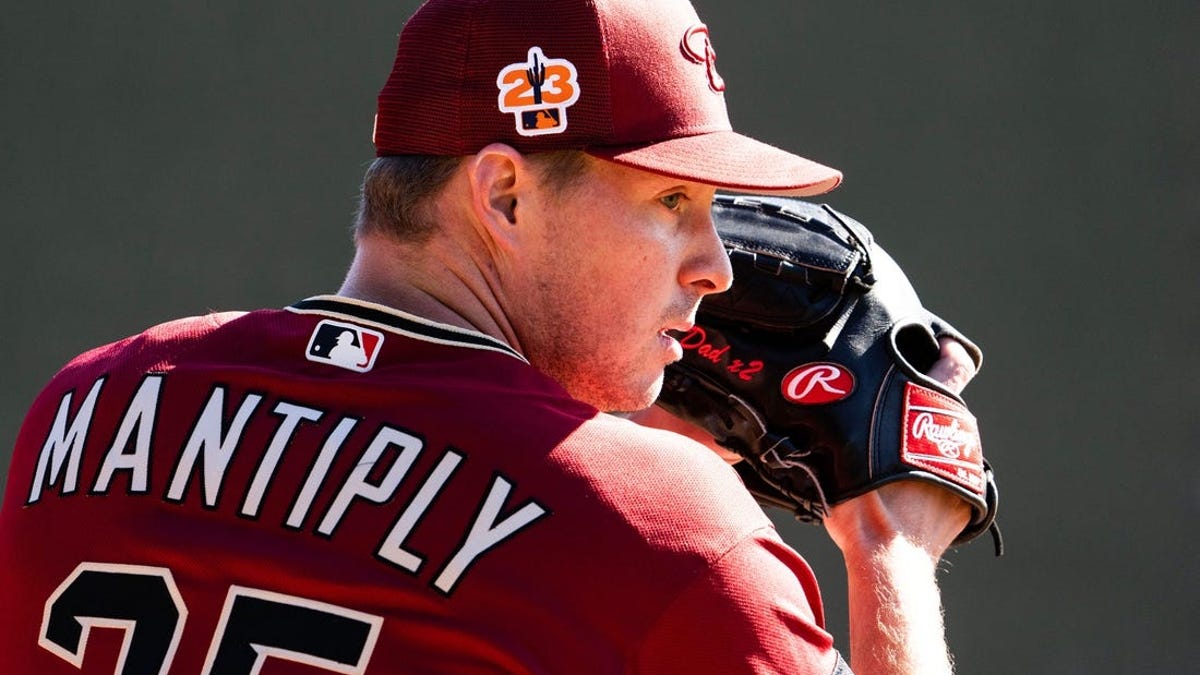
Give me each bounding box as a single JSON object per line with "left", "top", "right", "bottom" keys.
{"left": 901, "top": 382, "right": 985, "bottom": 495}
{"left": 496, "top": 47, "right": 580, "bottom": 136}
{"left": 781, "top": 363, "right": 855, "bottom": 405}
{"left": 305, "top": 319, "right": 384, "bottom": 373}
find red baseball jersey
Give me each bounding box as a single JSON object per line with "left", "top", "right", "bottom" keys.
{"left": 0, "top": 296, "right": 843, "bottom": 674}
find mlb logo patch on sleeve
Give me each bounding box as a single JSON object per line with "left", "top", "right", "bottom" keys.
{"left": 305, "top": 319, "right": 384, "bottom": 373}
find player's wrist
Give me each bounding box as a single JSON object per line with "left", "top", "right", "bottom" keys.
{"left": 825, "top": 482, "right": 970, "bottom": 561}
{"left": 835, "top": 528, "right": 943, "bottom": 574}
{"left": 842, "top": 536, "right": 956, "bottom": 675}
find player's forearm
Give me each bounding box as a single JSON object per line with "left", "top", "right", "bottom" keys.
{"left": 843, "top": 536, "right": 955, "bottom": 675}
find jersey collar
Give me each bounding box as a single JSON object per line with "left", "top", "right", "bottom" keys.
{"left": 287, "top": 295, "right": 528, "bottom": 363}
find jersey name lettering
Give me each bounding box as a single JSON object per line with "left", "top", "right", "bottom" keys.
{"left": 25, "top": 373, "right": 549, "bottom": 596}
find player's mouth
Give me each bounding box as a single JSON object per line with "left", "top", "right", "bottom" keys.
{"left": 659, "top": 322, "right": 694, "bottom": 361}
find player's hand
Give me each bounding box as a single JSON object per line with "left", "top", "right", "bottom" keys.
{"left": 924, "top": 336, "right": 977, "bottom": 397}
{"left": 824, "top": 336, "right": 977, "bottom": 559}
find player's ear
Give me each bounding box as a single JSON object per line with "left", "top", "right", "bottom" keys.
{"left": 465, "top": 143, "right": 527, "bottom": 250}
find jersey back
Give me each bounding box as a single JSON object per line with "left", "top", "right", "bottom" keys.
{"left": 0, "top": 296, "right": 837, "bottom": 674}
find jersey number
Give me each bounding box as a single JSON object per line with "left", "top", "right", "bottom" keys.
{"left": 498, "top": 65, "right": 577, "bottom": 108}
{"left": 40, "top": 563, "right": 383, "bottom": 675}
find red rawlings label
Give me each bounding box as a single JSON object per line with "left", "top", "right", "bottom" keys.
{"left": 901, "top": 382, "right": 985, "bottom": 496}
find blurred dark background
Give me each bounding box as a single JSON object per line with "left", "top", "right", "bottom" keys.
{"left": 2, "top": 1, "right": 1195, "bottom": 672}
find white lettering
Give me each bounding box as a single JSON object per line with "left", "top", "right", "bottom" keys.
{"left": 911, "top": 412, "right": 976, "bottom": 458}
{"left": 433, "top": 475, "right": 548, "bottom": 595}
{"left": 316, "top": 426, "right": 424, "bottom": 536}
{"left": 240, "top": 402, "right": 323, "bottom": 518}
{"left": 285, "top": 417, "right": 358, "bottom": 529}
{"left": 93, "top": 374, "right": 164, "bottom": 494}
{"left": 166, "top": 387, "right": 263, "bottom": 506}
{"left": 29, "top": 377, "right": 106, "bottom": 504}
{"left": 376, "top": 449, "right": 465, "bottom": 573}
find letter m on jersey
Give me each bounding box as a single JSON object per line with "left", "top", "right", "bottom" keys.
{"left": 28, "top": 378, "right": 106, "bottom": 504}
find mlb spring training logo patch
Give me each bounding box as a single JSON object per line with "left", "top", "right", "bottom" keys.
{"left": 496, "top": 47, "right": 580, "bottom": 136}
{"left": 901, "top": 382, "right": 986, "bottom": 495}
{"left": 305, "top": 319, "right": 384, "bottom": 373}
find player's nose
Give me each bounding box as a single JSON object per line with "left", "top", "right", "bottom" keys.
{"left": 680, "top": 206, "right": 733, "bottom": 296}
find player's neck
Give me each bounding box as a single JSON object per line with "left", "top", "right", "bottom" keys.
{"left": 337, "top": 232, "right": 523, "bottom": 353}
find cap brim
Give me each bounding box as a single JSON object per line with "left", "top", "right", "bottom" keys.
{"left": 586, "top": 130, "right": 842, "bottom": 197}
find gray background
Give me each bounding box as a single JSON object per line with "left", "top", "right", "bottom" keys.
{"left": 2, "top": 1, "right": 1195, "bottom": 672}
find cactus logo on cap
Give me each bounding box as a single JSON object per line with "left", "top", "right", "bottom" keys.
{"left": 497, "top": 47, "right": 581, "bottom": 136}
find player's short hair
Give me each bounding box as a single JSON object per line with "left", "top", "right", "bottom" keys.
{"left": 354, "top": 150, "right": 590, "bottom": 241}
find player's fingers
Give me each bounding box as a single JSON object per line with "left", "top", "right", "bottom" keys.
{"left": 926, "top": 336, "right": 976, "bottom": 395}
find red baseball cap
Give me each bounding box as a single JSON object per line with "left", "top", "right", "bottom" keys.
{"left": 373, "top": 0, "right": 842, "bottom": 196}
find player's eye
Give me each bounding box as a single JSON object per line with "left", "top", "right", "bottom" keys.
{"left": 659, "top": 192, "right": 686, "bottom": 211}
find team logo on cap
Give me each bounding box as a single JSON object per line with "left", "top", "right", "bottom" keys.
{"left": 305, "top": 319, "right": 384, "bottom": 373}
{"left": 680, "top": 24, "right": 725, "bottom": 93}
{"left": 497, "top": 47, "right": 580, "bottom": 136}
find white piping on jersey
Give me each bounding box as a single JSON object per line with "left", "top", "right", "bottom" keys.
{"left": 286, "top": 295, "right": 529, "bottom": 364}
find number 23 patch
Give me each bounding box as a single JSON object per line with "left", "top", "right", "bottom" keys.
{"left": 496, "top": 47, "right": 580, "bottom": 136}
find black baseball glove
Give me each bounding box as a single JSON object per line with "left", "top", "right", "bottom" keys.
{"left": 658, "top": 195, "right": 1001, "bottom": 553}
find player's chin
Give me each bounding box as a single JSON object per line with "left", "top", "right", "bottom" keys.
{"left": 602, "top": 371, "right": 665, "bottom": 415}
{"left": 642, "top": 372, "right": 666, "bottom": 408}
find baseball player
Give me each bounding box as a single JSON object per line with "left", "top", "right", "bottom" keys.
{"left": 0, "top": 0, "right": 978, "bottom": 672}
